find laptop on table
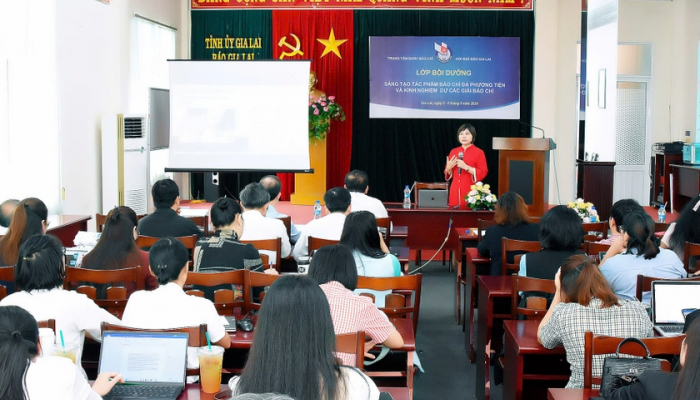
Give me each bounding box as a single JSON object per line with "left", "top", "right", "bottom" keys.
{"left": 651, "top": 280, "right": 700, "bottom": 337}
{"left": 417, "top": 189, "right": 448, "bottom": 209}
{"left": 99, "top": 331, "right": 189, "bottom": 400}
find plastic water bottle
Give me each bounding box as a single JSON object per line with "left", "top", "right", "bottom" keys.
{"left": 403, "top": 185, "right": 411, "bottom": 209}
{"left": 658, "top": 205, "right": 666, "bottom": 223}
{"left": 313, "top": 200, "right": 322, "bottom": 220}
{"left": 590, "top": 206, "right": 597, "bottom": 223}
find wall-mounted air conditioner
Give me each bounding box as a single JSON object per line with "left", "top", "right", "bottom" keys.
{"left": 102, "top": 114, "right": 149, "bottom": 215}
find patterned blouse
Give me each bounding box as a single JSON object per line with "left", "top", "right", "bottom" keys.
{"left": 539, "top": 298, "right": 653, "bottom": 388}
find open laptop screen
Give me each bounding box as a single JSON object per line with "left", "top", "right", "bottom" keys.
{"left": 652, "top": 281, "right": 700, "bottom": 324}
{"left": 99, "top": 331, "right": 189, "bottom": 384}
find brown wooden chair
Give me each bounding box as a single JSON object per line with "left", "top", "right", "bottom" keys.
{"left": 584, "top": 241, "right": 612, "bottom": 258}
{"left": 376, "top": 217, "right": 392, "bottom": 244}
{"left": 101, "top": 322, "right": 207, "bottom": 376}
{"left": 477, "top": 219, "right": 497, "bottom": 243}
{"left": 635, "top": 274, "right": 700, "bottom": 302}
{"left": 583, "top": 331, "right": 684, "bottom": 389}
{"left": 184, "top": 215, "right": 210, "bottom": 237}
{"left": 501, "top": 238, "right": 541, "bottom": 275}
{"left": 97, "top": 212, "right": 147, "bottom": 232}
{"left": 683, "top": 241, "right": 700, "bottom": 273}
{"left": 245, "top": 271, "right": 281, "bottom": 312}
{"left": 581, "top": 221, "right": 609, "bottom": 243}
{"left": 278, "top": 216, "right": 292, "bottom": 242}
{"left": 37, "top": 319, "right": 56, "bottom": 333}
{"left": 356, "top": 274, "right": 422, "bottom": 334}
{"left": 64, "top": 266, "right": 143, "bottom": 318}
{"left": 510, "top": 274, "right": 556, "bottom": 320}
{"left": 240, "top": 238, "right": 282, "bottom": 272}
{"left": 185, "top": 270, "right": 247, "bottom": 315}
{"left": 308, "top": 237, "right": 339, "bottom": 255}
{"left": 654, "top": 222, "right": 671, "bottom": 233}
{"left": 0, "top": 266, "right": 14, "bottom": 301}
{"left": 335, "top": 331, "right": 366, "bottom": 369}
{"left": 137, "top": 235, "right": 198, "bottom": 262}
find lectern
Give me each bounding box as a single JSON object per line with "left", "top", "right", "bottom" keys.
{"left": 493, "top": 138, "right": 555, "bottom": 216}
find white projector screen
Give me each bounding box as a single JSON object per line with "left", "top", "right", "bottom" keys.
{"left": 167, "top": 60, "right": 311, "bottom": 172}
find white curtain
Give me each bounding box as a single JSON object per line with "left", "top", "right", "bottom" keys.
{"left": 130, "top": 16, "right": 176, "bottom": 186}
{"left": 0, "top": 0, "right": 60, "bottom": 212}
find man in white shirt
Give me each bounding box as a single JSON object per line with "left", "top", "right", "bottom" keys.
{"left": 292, "top": 187, "right": 352, "bottom": 261}
{"left": 260, "top": 175, "right": 302, "bottom": 244}
{"left": 0, "top": 199, "right": 19, "bottom": 235}
{"left": 239, "top": 182, "right": 291, "bottom": 260}
{"left": 344, "top": 170, "right": 388, "bottom": 220}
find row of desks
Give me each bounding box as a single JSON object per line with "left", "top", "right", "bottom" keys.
{"left": 163, "top": 384, "right": 410, "bottom": 400}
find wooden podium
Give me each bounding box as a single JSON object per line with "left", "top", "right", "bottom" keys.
{"left": 493, "top": 138, "right": 555, "bottom": 217}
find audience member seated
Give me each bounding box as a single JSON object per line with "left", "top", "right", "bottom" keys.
{"left": 193, "top": 197, "right": 268, "bottom": 300}
{"left": 260, "top": 175, "right": 302, "bottom": 244}
{"left": 121, "top": 237, "right": 231, "bottom": 381}
{"left": 661, "top": 193, "right": 700, "bottom": 261}
{"left": 0, "top": 198, "right": 19, "bottom": 235}
{"left": 605, "top": 317, "right": 700, "bottom": 400}
{"left": 137, "top": 178, "right": 203, "bottom": 239}
{"left": 81, "top": 206, "right": 157, "bottom": 298}
{"left": 0, "top": 305, "right": 123, "bottom": 400}
{"left": 477, "top": 192, "right": 539, "bottom": 275}
{"left": 0, "top": 234, "right": 121, "bottom": 376}
{"left": 538, "top": 254, "right": 653, "bottom": 389}
{"left": 239, "top": 183, "right": 291, "bottom": 262}
{"left": 0, "top": 197, "right": 47, "bottom": 266}
{"left": 339, "top": 211, "right": 401, "bottom": 307}
{"left": 597, "top": 199, "right": 645, "bottom": 245}
{"left": 344, "top": 170, "right": 389, "bottom": 221}
{"left": 600, "top": 212, "right": 685, "bottom": 303}
{"left": 308, "top": 244, "right": 403, "bottom": 366}
{"left": 229, "top": 274, "right": 380, "bottom": 400}
{"left": 292, "top": 187, "right": 352, "bottom": 261}
{"left": 519, "top": 205, "right": 585, "bottom": 280}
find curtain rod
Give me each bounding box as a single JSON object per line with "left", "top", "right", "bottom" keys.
{"left": 134, "top": 14, "right": 177, "bottom": 31}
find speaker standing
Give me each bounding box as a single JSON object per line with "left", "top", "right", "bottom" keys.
{"left": 444, "top": 123, "right": 488, "bottom": 210}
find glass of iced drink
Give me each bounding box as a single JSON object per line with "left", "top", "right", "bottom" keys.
{"left": 198, "top": 345, "right": 224, "bottom": 393}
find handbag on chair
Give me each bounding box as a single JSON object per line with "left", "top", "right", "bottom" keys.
{"left": 599, "top": 338, "right": 663, "bottom": 397}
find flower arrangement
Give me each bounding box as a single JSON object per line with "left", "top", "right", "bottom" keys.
{"left": 567, "top": 198, "right": 599, "bottom": 223}
{"left": 466, "top": 182, "right": 497, "bottom": 211}
{"left": 309, "top": 95, "right": 345, "bottom": 142}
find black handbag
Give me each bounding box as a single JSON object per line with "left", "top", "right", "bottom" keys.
{"left": 599, "top": 338, "right": 663, "bottom": 398}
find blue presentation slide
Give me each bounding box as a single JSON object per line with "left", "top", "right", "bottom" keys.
{"left": 369, "top": 36, "right": 520, "bottom": 119}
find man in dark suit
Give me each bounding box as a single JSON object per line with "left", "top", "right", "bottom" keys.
{"left": 137, "top": 179, "right": 203, "bottom": 238}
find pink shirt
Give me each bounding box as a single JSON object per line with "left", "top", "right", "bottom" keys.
{"left": 320, "top": 281, "right": 394, "bottom": 366}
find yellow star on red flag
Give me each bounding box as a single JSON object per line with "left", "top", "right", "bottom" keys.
{"left": 317, "top": 28, "right": 347, "bottom": 59}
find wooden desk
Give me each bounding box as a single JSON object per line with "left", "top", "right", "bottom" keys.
{"left": 670, "top": 164, "right": 700, "bottom": 212}
{"left": 503, "top": 320, "right": 568, "bottom": 400}
{"left": 47, "top": 215, "right": 91, "bottom": 247}
{"left": 475, "top": 275, "right": 512, "bottom": 400}
{"left": 177, "top": 384, "right": 229, "bottom": 399}
{"left": 547, "top": 388, "right": 599, "bottom": 400}
{"left": 386, "top": 206, "right": 494, "bottom": 264}
{"left": 453, "top": 227, "right": 479, "bottom": 325}
{"left": 461, "top": 247, "right": 490, "bottom": 362}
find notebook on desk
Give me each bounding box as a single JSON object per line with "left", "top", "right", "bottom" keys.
{"left": 99, "top": 331, "right": 189, "bottom": 400}
{"left": 652, "top": 281, "right": 700, "bottom": 337}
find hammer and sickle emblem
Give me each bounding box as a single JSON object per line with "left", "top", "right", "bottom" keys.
{"left": 278, "top": 34, "right": 304, "bottom": 60}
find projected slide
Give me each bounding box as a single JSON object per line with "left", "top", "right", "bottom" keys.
{"left": 369, "top": 37, "right": 520, "bottom": 119}
{"left": 168, "top": 61, "right": 311, "bottom": 172}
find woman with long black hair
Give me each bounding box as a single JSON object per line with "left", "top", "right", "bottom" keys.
{"left": 229, "top": 274, "right": 379, "bottom": 400}
{"left": 0, "top": 305, "right": 122, "bottom": 400}
{"left": 661, "top": 193, "right": 700, "bottom": 261}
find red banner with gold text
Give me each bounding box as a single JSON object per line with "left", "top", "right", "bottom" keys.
{"left": 192, "top": 0, "right": 532, "bottom": 10}
{"left": 272, "top": 10, "right": 354, "bottom": 200}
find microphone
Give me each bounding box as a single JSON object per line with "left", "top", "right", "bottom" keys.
{"left": 518, "top": 120, "right": 556, "bottom": 150}
{"left": 458, "top": 152, "right": 463, "bottom": 175}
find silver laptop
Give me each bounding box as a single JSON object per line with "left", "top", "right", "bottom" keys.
{"left": 651, "top": 281, "right": 700, "bottom": 337}
{"left": 417, "top": 189, "right": 448, "bottom": 209}
{"left": 99, "top": 331, "right": 189, "bottom": 400}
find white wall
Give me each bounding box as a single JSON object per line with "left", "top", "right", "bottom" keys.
{"left": 532, "top": 0, "right": 581, "bottom": 204}
{"left": 56, "top": 0, "right": 188, "bottom": 225}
